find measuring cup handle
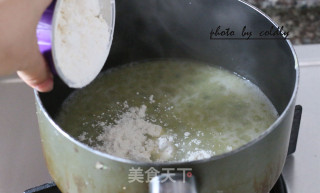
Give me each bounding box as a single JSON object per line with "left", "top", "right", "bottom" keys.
{"left": 37, "top": 0, "right": 57, "bottom": 75}
{"left": 149, "top": 173, "right": 198, "bottom": 193}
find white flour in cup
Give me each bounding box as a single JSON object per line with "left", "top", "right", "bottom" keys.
{"left": 54, "top": 0, "right": 111, "bottom": 88}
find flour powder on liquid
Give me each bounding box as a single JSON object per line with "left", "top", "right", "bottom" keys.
{"left": 79, "top": 101, "right": 212, "bottom": 162}
{"left": 56, "top": 60, "right": 279, "bottom": 163}
{"left": 94, "top": 105, "right": 172, "bottom": 162}
{"left": 54, "top": 0, "right": 110, "bottom": 88}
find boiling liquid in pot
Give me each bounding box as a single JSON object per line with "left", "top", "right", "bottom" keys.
{"left": 56, "top": 60, "right": 278, "bottom": 162}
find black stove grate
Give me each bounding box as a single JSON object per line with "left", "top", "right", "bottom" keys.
{"left": 24, "top": 182, "right": 58, "bottom": 193}
{"left": 24, "top": 174, "right": 288, "bottom": 193}
{"left": 270, "top": 175, "right": 287, "bottom": 193}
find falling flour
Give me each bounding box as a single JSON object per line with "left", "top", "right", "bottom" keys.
{"left": 54, "top": 0, "right": 110, "bottom": 88}
{"left": 95, "top": 105, "right": 165, "bottom": 162}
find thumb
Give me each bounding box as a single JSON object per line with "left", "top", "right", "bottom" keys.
{"left": 17, "top": 51, "right": 54, "bottom": 92}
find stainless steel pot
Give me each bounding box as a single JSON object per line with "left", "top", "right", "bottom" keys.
{"left": 35, "top": 0, "right": 299, "bottom": 192}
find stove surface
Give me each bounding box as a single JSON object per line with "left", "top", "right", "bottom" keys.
{"left": 282, "top": 45, "right": 320, "bottom": 193}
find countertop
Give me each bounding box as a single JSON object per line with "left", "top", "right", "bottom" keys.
{"left": 244, "top": 0, "right": 320, "bottom": 45}
{"left": 0, "top": 45, "right": 320, "bottom": 193}
{"left": 282, "top": 44, "right": 320, "bottom": 193}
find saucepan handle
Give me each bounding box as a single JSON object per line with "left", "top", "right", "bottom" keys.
{"left": 287, "top": 105, "right": 302, "bottom": 155}
{"left": 149, "top": 173, "right": 198, "bottom": 193}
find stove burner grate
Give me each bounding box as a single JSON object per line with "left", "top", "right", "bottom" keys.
{"left": 270, "top": 175, "right": 287, "bottom": 193}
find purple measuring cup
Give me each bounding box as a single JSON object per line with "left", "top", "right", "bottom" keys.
{"left": 36, "top": 0, "right": 115, "bottom": 88}
{"left": 36, "top": 0, "right": 57, "bottom": 75}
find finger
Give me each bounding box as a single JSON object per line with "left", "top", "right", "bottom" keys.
{"left": 17, "top": 51, "right": 53, "bottom": 92}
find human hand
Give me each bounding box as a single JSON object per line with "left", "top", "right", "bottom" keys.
{"left": 0, "top": 0, "right": 53, "bottom": 92}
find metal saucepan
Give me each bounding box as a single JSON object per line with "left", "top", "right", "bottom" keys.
{"left": 35, "top": 0, "right": 299, "bottom": 192}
